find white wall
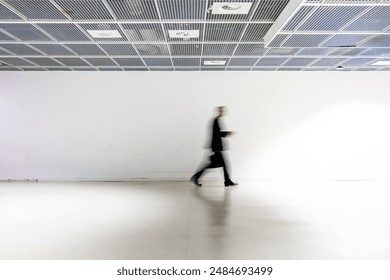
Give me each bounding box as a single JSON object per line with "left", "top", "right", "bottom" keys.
{"left": 1, "top": 71, "right": 390, "bottom": 181}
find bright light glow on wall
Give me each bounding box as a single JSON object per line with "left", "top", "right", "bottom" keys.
{"left": 243, "top": 101, "right": 390, "bottom": 180}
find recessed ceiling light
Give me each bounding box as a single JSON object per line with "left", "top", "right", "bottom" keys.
{"left": 168, "top": 30, "right": 199, "bottom": 39}
{"left": 212, "top": 2, "right": 253, "bottom": 15}
{"left": 204, "top": 60, "right": 226, "bottom": 66}
{"left": 87, "top": 30, "right": 122, "bottom": 38}
{"left": 371, "top": 60, "right": 390, "bottom": 66}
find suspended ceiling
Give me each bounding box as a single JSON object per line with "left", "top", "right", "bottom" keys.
{"left": 0, "top": 0, "right": 389, "bottom": 71}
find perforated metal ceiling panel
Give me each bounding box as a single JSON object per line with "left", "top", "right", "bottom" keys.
{"left": 37, "top": 23, "right": 91, "bottom": 41}
{"left": 54, "top": 0, "right": 113, "bottom": 20}
{"left": 0, "top": 0, "right": 389, "bottom": 71}
{"left": 157, "top": 0, "right": 206, "bottom": 20}
{"left": 5, "top": 0, "right": 68, "bottom": 20}
{"left": 0, "top": 23, "right": 51, "bottom": 40}
{"left": 1, "top": 44, "right": 42, "bottom": 55}
{"left": 203, "top": 44, "right": 237, "bottom": 56}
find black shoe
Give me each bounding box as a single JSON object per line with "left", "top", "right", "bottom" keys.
{"left": 224, "top": 180, "right": 238, "bottom": 187}
{"left": 190, "top": 175, "right": 202, "bottom": 187}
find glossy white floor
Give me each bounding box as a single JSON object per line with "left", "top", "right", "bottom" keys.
{"left": 0, "top": 181, "right": 389, "bottom": 260}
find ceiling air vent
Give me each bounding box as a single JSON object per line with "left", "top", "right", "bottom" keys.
{"left": 87, "top": 30, "right": 122, "bottom": 38}
{"left": 212, "top": 2, "right": 253, "bottom": 15}
{"left": 168, "top": 30, "right": 199, "bottom": 39}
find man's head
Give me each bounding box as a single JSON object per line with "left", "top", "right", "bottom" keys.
{"left": 217, "top": 106, "right": 225, "bottom": 117}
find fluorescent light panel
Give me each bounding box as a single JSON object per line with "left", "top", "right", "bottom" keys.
{"left": 371, "top": 61, "right": 390, "bottom": 66}
{"left": 204, "top": 60, "right": 226, "bottom": 66}
{"left": 87, "top": 30, "right": 122, "bottom": 38}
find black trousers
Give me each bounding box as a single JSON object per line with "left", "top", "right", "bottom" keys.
{"left": 193, "top": 151, "right": 231, "bottom": 182}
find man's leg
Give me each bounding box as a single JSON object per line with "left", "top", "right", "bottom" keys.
{"left": 220, "top": 152, "right": 237, "bottom": 186}
{"left": 191, "top": 163, "right": 211, "bottom": 186}
{"left": 220, "top": 152, "right": 231, "bottom": 182}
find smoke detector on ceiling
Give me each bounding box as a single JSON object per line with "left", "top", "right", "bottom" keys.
{"left": 212, "top": 2, "right": 253, "bottom": 15}
{"left": 168, "top": 30, "right": 199, "bottom": 39}
{"left": 204, "top": 60, "right": 226, "bottom": 66}
{"left": 87, "top": 30, "right": 122, "bottom": 38}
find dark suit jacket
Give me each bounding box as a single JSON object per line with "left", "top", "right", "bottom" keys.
{"left": 211, "top": 117, "right": 229, "bottom": 152}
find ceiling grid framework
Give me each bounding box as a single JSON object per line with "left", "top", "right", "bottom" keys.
{"left": 0, "top": 0, "right": 389, "bottom": 71}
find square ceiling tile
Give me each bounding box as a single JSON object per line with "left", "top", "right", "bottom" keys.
{"left": 0, "top": 57, "right": 34, "bottom": 66}
{"left": 0, "top": 3, "right": 23, "bottom": 20}
{"left": 234, "top": 44, "right": 266, "bottom": 56}
{"left": 282, "top": 6, "right": 316, "bottom": 31}
{"left": 344, "top": 6, "right": 390, "bottom": 32}
{"left": 266, "top": 48, "right": 300, "bottom": 56}
{"left": 256, "top": 57, "right": 289, "bottom": 66}
{"left": 0, "top": 24, "right": 51, "bottom": 41}
{"left": 0, "top": 31, "right": 16, "bottom": 41}
{"left": 6, "top": 0, "right": 68, "bottom": 20}
{"left": 55, "top": 57, "right": 90, "bottom": 66}
{"left": 143, "top": 57, "right": 172, "bottom": 67}
{"left": 328, "top": 47, "right": 366, "bottom": 56}
{"left": 0, "top": 47, "right": 12, "bottom": 55}
{"left": 55, "top": 0, "right": 113, "bottom": 20}
{"left": 311, "top": 58, "right": 347, "bottom": 67}
{"left": 24, "top": 57, "right": 63, "bottom": 66}
{"left": 84, "top": 57, "right": 117, "bottom": 66}
{"left": 122, "top": 23, "right": 165, "bottom": 42}
{"left": 30, "top": 44, "right": 74, "bottom": 55}
{"left": 297, "top": 48, "right": 331, "bottom": 56}
{"left": 251, "top": 0, "right": 290, "bottom": 21}
{"left": 204, "top": 23, "right": 246, "bottom": 42}
{"left": 241, "top": 23, "right": 273, "bottom": 42}
{"left": 298, "top": 6, "right": 367, "bottom": 31}
{"left": 38, "top": 23, "right": 91, "bottom": 41}
{"left": 322, "top": 34, "right": 370, "bottom": 47}
{"left": 64, "top": 44, "right": 106, "bottom": 55}
{"left": 0, "top": 44, "right": 42, "bottom": 55}
{"left": 228, "top": 57, "right": 258, "bottom": 67}
{"left": 97, "top": 67, "right": 122, "bottom": 71}
{"left": 172, "top": 57, "right": 200, "bottom": 67}
{"left": 113, "top": 57, "right": 145, "bottom": 66}
{"left": 108, "top": 0, "right": 159, "bottom": 20}
{"left": 361, "top": 48, "right": 390, "bottom": 56}
{"left": 150, "top": 67, "right": 173, "bottom": 71}
{"left": 169, "top": 44, "right": 201, "bottom": 56}
{"left": 99, "top": 44, "right": 138, "bottom": 56}
{"left": 283, "top": 57, "right": 317, "bottom": 67}
{"left": 157, "top": 0, "right": 206, "bottom": 20}
{"left": 359, "top": 35, "right": 390, "bottom": 47}
{"left": 134, "top": 44, "right": 170, "bottom": 56}
{"left": 341, "top": 58, "right": 376, "bottom": 67}
{"left": 203, "top": 44, "right": 236, "bottom": 56}
{"left": 282, "top": 34, "right": 331, "bottom": 47}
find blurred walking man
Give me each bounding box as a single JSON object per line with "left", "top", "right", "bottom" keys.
{"left": 191, "top": 106, "right": 237, "bottom": 187}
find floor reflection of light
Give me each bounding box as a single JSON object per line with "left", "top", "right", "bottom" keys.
{"left": 1, "top": 181, "right": 390, "bottom": 259}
